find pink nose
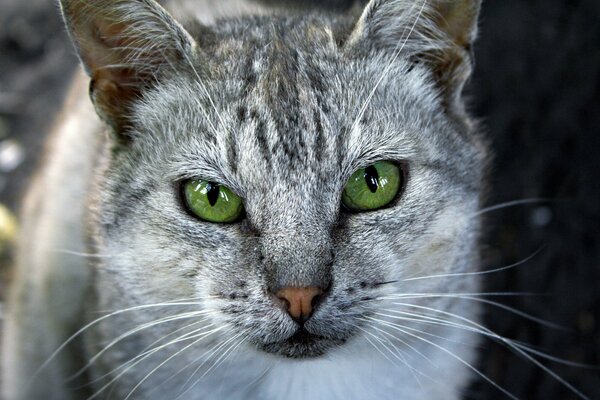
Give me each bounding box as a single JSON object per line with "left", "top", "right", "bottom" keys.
{"left": 276, "top": 286, "right": 323, "bottom": 322}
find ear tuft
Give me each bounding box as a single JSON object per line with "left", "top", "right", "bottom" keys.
{"left": 59, "top": 0, "right": 197, "bottom": 135}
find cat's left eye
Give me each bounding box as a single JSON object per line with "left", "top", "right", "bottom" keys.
{"left": 342, "top": 161, "right": 404, "bottom": 212}
{"left": 182, "top": 179, "right": 244, "bottom": 223}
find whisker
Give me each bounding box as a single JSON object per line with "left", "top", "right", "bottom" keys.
{"left": 366, "top": 316, "right": 518, "bottom": 400}
{"left": 71, "top": 310, "right": 213, "bottom": 380}
{"left": 402, "top": 246, "right": 546, "bottom": 282}
{"left": 200, "top": 330, "right": 250, "bottom": 378}
{"left": 362, "top": 315, "right": 476, "bottom": 349}
{"left": 513, "top": 346, "right": 599, "bottom": 369}
{"left": 91, "top": 297, "right": 213, "bottom": 314}
{"left": 177, "top": 329, "right": 252, "bottom": 398}
{"left": 86, "top": 325, "right": 223, "bottom": 400}
{"left": 471, "top": 198, "right": 555, "bottom": 218}
{"left": 357, "top": 326, "right": 430, "bottom": 390}
{"left": 174, "top": 330, "right": 247, "bottom": 397}
{"left": 75, "top": 319, "right": 216, "bottom": 390}
{"left": 359, "top": 322, "right": 436, "bottom": 367}
{"left": 49, "top": 249, "right": 114, "bottom": 259}
{"left": 30, "top": 298, "right": 214, "bottom": 388}
{"left": 382, "top": 293, "right": 564, "bottom": 330}
{"left": 382, "top": 291, "right": 543, "bottom": 299}
{"left": 359, "top": 325, "right": 411, "bottom": 365}
{"left": 447, "top": 295, "right": 564, "bottom": 330}
{"left": 379, "top": 307, "right": 594, "bottom": 369}
{"left": 121, "top": 328, "right": 231, "bottom": 400}
{"left": 371, "top": 311, "right": 487, "bottom": 344}
{"left": 135, "top": 321, "right": 237, "bottom": 396}
{"left": 388, "top": 302, "right": 591, "bottom": 399}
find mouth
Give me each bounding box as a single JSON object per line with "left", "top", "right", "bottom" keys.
{"left": 260, "top": 327, "right": 346, "bottom": 359}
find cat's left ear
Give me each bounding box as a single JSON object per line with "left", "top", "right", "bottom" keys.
{"left": 348, "top": 0, "right": 481, "bottom": 111}
{"left": 59, "top": 0, "right": 198, "bottom": 138}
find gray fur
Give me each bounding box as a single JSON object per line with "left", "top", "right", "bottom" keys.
{"left": 3, "top": 0, "right": 487, "bottom": 399}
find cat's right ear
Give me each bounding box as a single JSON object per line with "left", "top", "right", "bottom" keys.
{"left": 59, "top": 0, "right": 197, "bottom": 139}
{"left": 347, "top": 0, "right": 481, "bottom": 114}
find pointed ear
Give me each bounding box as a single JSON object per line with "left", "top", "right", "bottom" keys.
{"left": 59, "top": 0, "right": 197, "bottom": 136}
{"left": 348, "top": 0, "right": 481, "bottom": 111}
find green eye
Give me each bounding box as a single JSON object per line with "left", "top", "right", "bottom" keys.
{"left": 342, "top": 161, "right": 403, "bottom": 212}
{"left": 183, "top": 180, "right": 244, "bottom": 223}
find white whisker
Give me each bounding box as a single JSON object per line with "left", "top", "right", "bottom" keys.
{"left": 49, "top": 249, "right": 114, "bottom": 259}
{"left": 382, "top": 291, "right": 541, "bottom": 299}
{"left": 383, "top": 292, "right": 564, "bottom": 330}
{"left": 30, "top": 298, "right": 214, "bottom": 388}
{"left": 387, "top": 302, "right": 590, "bottom": 399}
{"left": 172, "top": 330, "right": 248, "bottom": 399}
{"left": 402, "top": 246, "right": 546, "bottom": 282}
{"left": 72, "top": 310, "right": 213, "bottom": 380}
{"left": 86, "top": 326, "right": 223, "bottom": 400}
{"left": 358, "top": 327, "right": 429, "bottom": 390}
{"left": 471, "top": 198, "right": 555, "bottom": 218}
{"left": 366, "top": 315, "right": 518, "bottom": 400}
{"left": 77, "top": 319, "right": 216, "bottom": 390}
{"left": 359, "top": 321, "right": 437, "bottom": 368}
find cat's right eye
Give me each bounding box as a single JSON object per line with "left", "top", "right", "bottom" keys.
{"left": 341, "top": 161, "right": 404, "bottom": 212}
{"left": 181, "top": 179, "right": 244, "bottom": 223}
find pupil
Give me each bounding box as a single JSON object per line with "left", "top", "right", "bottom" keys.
{"left": 206, "top": 182, "right": 221, "bottom": 206}
{"left": 364, "top": 166, "right": 379, "bottom": 193}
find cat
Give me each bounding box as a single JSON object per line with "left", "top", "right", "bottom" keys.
{"left": 2, "top": 0, "right": 492, "bottom": 399}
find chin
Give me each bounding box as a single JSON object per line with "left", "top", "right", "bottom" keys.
{"left": 259, "top": 328, "right": 348, "bottom": 359}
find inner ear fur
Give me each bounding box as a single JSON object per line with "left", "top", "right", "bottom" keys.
{"left": 348, "top": 0, "right": 481, "bottom": 111}
{"left": 59, "top": 0, "right": 197, "bottom": 136}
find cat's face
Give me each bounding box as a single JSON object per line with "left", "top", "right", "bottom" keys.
{"left": 89, "top": 11, "right": 486, "bottom": 358}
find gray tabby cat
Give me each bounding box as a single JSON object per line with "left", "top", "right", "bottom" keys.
{"left": 3, "top": 0, "right": 490, "bottom": 399}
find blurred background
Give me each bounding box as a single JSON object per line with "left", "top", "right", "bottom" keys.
{"left": 0, "top": 0, "right": 598, "bottom": 399}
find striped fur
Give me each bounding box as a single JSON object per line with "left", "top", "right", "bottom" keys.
{"left": 3, "top": 1, "right": 486, "bottom": 399}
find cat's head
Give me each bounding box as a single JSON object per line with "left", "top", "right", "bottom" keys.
{"left": 61, "top": 0, "right": 485, "bottom": 358}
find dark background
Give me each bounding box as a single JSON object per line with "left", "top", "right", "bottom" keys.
{"left": 0, "top": 0, "right": 598, "bottom": 399}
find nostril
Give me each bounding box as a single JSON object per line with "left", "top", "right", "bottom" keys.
{"left": 275, "top": 286, "right": 324, "bottom": 323}
{"left": 276, "top": 295, "right": 290, "bottom": 310}
{"left": 311, "top": 292, "right": 323, "bottom": 310}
